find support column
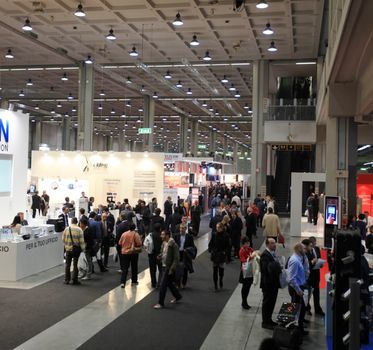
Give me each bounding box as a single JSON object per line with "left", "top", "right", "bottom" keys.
{"left": 143, "top": 95, "right": 155, "bottom": 152}
{"left": 33, "top": 120, "right": 42, "bottom": 150}
{"left": 62, "top": 118, "right": 70, "bottom": 151}
{"left": 250, "top": 60, "right": 269, "bottom": 200}
{"left": 118, "top": 132, "right": 125, "bottom": 152}
{"left": 77, "top": 62, "right": 94, "bottom": 151}
{"left": 210, "top": 130, "right": 216, "bottom": 155}
{"left": 190, "top": 119, "right": 198, "bottom": 156}
{"left": 223, "top": 136, "right": 228, "bottom": 157}
{"left": 179, "top": 115, "right": 188, "bottom": 156}
{"left": 325, "top": 117, "right": 357, "bottom": 216}
{"left": 233, "top": 143, "right": 238, "bottom": 174}
{"left": 106, "top": 135, "right": 113, "bottom": 151}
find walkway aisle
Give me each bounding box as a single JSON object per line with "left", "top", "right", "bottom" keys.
{"left": 201, "top": 218, "right": 328, "bottom": 350}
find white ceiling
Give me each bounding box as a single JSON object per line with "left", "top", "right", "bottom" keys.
{"left": 0, "top": 0, "right": 325, "bottom": 150}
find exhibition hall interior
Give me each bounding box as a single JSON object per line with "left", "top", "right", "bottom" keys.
{"left": 0, "top": 0, "right": 372, "bottom": 349}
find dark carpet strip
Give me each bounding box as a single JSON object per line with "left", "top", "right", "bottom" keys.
{"left": 78, "top": 234, "right": 265, "bottom": 350}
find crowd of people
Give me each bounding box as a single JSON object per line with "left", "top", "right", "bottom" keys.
{"left": 25, "top": 187, "right": 372, "bottom": 348}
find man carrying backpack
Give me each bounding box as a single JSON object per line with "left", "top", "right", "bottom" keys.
{"left": 145, "top": 223, "right": 163, "bottom": 288}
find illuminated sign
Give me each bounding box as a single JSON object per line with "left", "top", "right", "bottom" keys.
{"left": 0, "top": 116, "right": 9, "bottom": 152}
{"left": 138, "top": 128, "right": 152, "bottom": 134}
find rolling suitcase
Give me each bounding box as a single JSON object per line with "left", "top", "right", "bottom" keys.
{"left": 273, "top": 302, "right": 302, "bottom": 349}
{"left": 273, "top": 324, "right": 302, "bottom": 349}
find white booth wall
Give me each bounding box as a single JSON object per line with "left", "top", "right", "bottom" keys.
{"left": 0, "top": 109, "right": 29, "bottom": 225}
{"left": 31, "top": 151, "right": 165, "bottom": 209}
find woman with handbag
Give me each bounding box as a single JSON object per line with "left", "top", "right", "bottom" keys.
{"left": 118, "top": 222, "right": 142, "bottom": 288}
{"left": 208, "top": 222, "right": 230, "bottom": 291}
{"left": 239, "top": 236, "right": 254, "bottom": 309}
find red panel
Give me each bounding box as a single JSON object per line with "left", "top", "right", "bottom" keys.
{"left": 357, "top": 174, "right": 373, "bottom": 214}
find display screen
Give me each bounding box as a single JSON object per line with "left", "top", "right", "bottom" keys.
{"left": 0, "top": 154, "right": 12, "bottom": 195}
{"left": 325, "top": 196, "right": 339, "bottom": 226}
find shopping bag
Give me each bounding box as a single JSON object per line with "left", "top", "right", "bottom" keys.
{"left": 242, "top": 259, "right": 253, "bottom": 278}
{"left": 78, "top": 253, "right": 88, "bottom": 275}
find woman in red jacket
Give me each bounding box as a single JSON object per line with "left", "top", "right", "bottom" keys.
{"left": 239, "top": 236, "right": 254, "bottom": 309}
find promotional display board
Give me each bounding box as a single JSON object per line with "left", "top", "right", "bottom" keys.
{"left": 0, "top": 109, "right": 29, "bottom": 226}
{"left": 31, "top": 151, "right": 165, "bottom": 208}
{"left": 357, "top": 174, "right": 373, "bottom": 214}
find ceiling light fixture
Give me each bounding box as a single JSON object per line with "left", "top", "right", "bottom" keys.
{"left": 229, "top": 84, "right": 236, "bottom": 91}
{"left": 129, "top": 46, "right": 139, "bottom": 57}
{"left": 68, "top": 93, "right": 74, "bottom": 100}
{"left": 126, "top": 76, "right": 132, "bottom": 84}
{"left": 358, "top": 145, "right": 371, "bottom": 152}
{"left": 61, "top": 73, "right": 68, "bottom": 81}
{"left": 50, "top": 109, "right": 55, "bottom": 114}
{"left": 5, "top": 49, "right": 14, "bottom": 59}
{"left": 72, "top": 106, "right": 77, "bottom": 112}
{"left": 19, "top": 90, "right": 25, "bottom": 97}
{"left": 111, "top": 108, "right": 115, "bottom": 114}
{"left": 138, "top": 107, "right": 143, "bottom": 112}
{"left": 98, "top": 104, "right": 103, "bottom": 110}
{"left": 203, "top": 51, "right": 212, "bottom": 61}
{"left": 176, "top": 80, "right": 183, "bottom": 88}
{"left": 202, "top": 101, "right": 208, "bottom": 107}
{"left": 26, "top": 78, "right": 33, "bottom": 86}
{"left": 126, "top": 101, "right": 131, "bottom": 107}
{"left": 256, "top": 1, "right": 269, "bottom": 9}
{"left": 140, "top": 85, "right": 146, "bottom": 92}
{"left": 235, "top": 91, "right": 241, "bottom": 98}
{"left": 190, "top": 35, "right": 200, "bottom": 46}
{"left": 187, "top": 88, "right": 192, "bottom": 95}
{"left": 22, "top": 18, "right": 33, "bottom": 31}
{"left": 85, "top": 55, "right": 93, "bottom": 64}
{"left": 74, "top": 3, "right": 86, "bottom": 17}
{"left": 153, "top": 92, "right": 158, "bottom": 99}
{"left": 244, "top": 103, "right": 249, "bottom": 109}
{"left": 35, "top": 105, "right": 39, "bottom": 110}
{"left": 99, "top": 89, "right": 106, "bottom": 96}
{"left": 164, "top": 71, "right": 172, "bottom": 79}
{"left": 267, "top": 41, "right": 278, "bottom": 52}
{"left": 57, "top": 102, "right": 62, "bottom": 108}
{"left": 221, "top": 75, "right": 228, "bottom": 83}
{"left": 215, "top": 110, "right": 219, "bottom": 115}
{"left": 209, "top": 106, "right": 214, "bottom": 112}
{"left": 172, "top": 12, "right": 183, "bottom": 26}
{"left": 106, "top": 28, "right": 116, "bottom": 40}
{"left": 263, "top": 23, "right": 274, "bottom": 35}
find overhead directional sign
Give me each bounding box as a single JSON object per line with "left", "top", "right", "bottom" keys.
{"left": 271, "top": 144, "right": 312, "bottom": 151}
{"left": 198, "top": 144, "right": 207, "bottom": 150}
{"left": 138, "top": 127, "right": 152, "bottom": 134}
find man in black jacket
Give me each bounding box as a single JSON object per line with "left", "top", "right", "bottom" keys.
{"left": 209, "top": 208, "right": 223, "bottom": 235}
{"left": 150, "top": 208, "right": 165, "bottom": 232}
{"left": 260, "top": 238, "right": 282, "bottom": 329}
{"left": 307, "top": 236, "right": 325, "bottom": 315}
{"left": 31, "top": 191, "right": 42, "bottom": 218}
{"left": 79, "top": 217, "right": 95, "bottom": 280}
{"left": 164, "top": 197, "right": 173, "bottom": 230}
{"left": 174, "top": 224, "right": 195, "bottom": 288}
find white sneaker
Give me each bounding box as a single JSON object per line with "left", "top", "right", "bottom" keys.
{"left": 82, "top": 276, "right": 91, "bottom": 280}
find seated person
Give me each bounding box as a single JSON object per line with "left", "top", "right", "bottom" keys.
{"left": 10, "top": 215, "right": 22, "bottom": 234}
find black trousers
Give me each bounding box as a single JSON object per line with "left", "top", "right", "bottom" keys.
{"left": 32, "top": 208, "right": 40, "bottom": 218}
{"left": 119, "top": 253, "right": 139, "bottom": 284}
{"left": 158, "top": 268, "right": 181, "bottom": 306}
{"left": 192, "top": 220, "right": 200, "bottom": 235}
{"left": 65, "top": 251, "right": 80, "bottom": 283}
{"left": 262, "top": 288, "right": 278, "bottom": 324}
{"left": 289, "top": 285, "right": 306, "bottom": 329}
{"left": 101, "top": 237, "right": 110, "bottom": 267}
{"left": 213, "top": 264, "right": 224, "bottom": 288}
{"left": 148, "top": 253, "right": 162, "bottom": 287}
{"left": 165, "top": 214, "right": 171, "bottom": 230}
{"left": 241, "top": 277, "right": 253, "bottom": 305}
{"left": 307, "top": 282, "right": 322, "bottom": 311}
{"left": 232, "top": 236, "right": 240, "bottom": 257}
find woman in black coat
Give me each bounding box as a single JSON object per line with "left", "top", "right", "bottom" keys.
{"left": 245, "top": 207, "right": 257, "bottom": 247}
{"left": 230, "top": 211, "right": 243, "bottom": 258}
{"left": 208, "top": 222, "right": 230, "bottom": 291}
{"left": 190, "top": 201, "right": 202, "bottom": 236}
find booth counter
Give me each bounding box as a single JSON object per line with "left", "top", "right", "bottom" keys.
{"left": 0, "top": 231, "right": 64, "bottom": 281}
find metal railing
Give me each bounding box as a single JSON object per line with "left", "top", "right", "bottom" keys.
{"left": 267, "top": 105, "right": 316, "bottom": 121}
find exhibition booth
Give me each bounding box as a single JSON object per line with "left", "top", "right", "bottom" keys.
{"left": 31, "top": 151, "right": 165, "bottom": 212}
{"left": 0, "top": 109, "right": 63, "bottom": 281}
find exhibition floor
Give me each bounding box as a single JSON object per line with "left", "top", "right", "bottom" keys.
{"left": 0, "top": 217, "right": 330, "bottom": 350}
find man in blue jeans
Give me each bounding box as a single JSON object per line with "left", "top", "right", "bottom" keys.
{"left": 287, "top": 242, "right": 310, "bottom": 335}
{"left": 153, "top": 230, "right": 182, "bottom": 309}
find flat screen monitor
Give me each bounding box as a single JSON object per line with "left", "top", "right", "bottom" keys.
{"left": 0, "top": 154, "right": 12, "bottom": 196}
{"left": 324, "top": 196, "right": 340, "bottom": 226}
